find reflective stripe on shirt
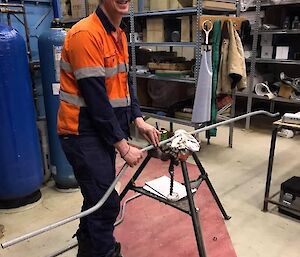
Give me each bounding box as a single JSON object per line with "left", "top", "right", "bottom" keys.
{"left": 105, "top": 63, "right": 129, "bottom": 78}
{"left": 60, "top": 90, "right": 131, "bottom": 108}
{"left": 74, "top": 66, "right": 106, "bottom": 80}
{"left": 60, "top": 60, "right": 72, "bottom": 73}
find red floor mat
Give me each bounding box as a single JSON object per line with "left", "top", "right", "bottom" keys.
{"left": 115, "top": 156, "right": 237, "bottom": 257}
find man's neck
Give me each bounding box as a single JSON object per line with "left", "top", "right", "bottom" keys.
{"left": 101, "top": 5, "right": 122, "bottom": 29}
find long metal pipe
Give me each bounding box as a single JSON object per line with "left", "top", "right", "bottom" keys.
{"left": 1, "top": 110, "right": 279, "bottom": 249}
{"left": 45, "top": 193, "right": 142, "bottom": 257}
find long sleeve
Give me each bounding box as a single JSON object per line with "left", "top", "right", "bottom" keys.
{"left": 69, "top": 31, "right": 125, "bottom": 145}
{"left": 128, "top": 73, "right": 142, "bottom": 121}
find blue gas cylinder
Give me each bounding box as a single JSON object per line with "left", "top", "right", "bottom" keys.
{"left": 0, "top": 24, "right": 43, "bottom": 208}
{"left": 38, "top": 25, "right": 77, "bottom": 190}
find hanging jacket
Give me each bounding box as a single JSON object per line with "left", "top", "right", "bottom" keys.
{"left": 217, "top": 20, "right": 247, "bottom": 94}
{"left": 57, "top": 7, "right": 142, "bottom": 145}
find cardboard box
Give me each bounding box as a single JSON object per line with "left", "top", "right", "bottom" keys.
{"left": 169, "top": 0, "right": 181, "bottom": 9}
{"left": 71, "top": 0, "right": 86, "bottom": 18}
{"left": 261, "top": 46, "right": 273, "bottom": 59}
{"left": 147, "top": 18, "right": 164, "bottom": 31}
{"left": 181, "top": 16, "right": 197, "bottom": 42}
{"left": 202, "top": 0, "right": 236, "bottom": 11}
{"left": 181, "top": 16, "right": 190, "bottom": 42}
{"left": 144, "top": 0, "right": 150, "bottom": 11}
{"left": 183, "top": 0, "right": 236, "bottom": 10}
{"left": 278, "top": 83, "right": 293, "bottom": 99}
{"left": 182, "top": 47, "right": 195, "bottom": 60}
{"left": 150, "top": 0, "right": 169, "bottom": 10}
{"left": 147, "top": 31, "right": 164, "bottom": 42}
{"left": 275, "top": 46, "right": 289, "bottom": 60}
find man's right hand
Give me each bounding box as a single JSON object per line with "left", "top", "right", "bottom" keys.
{"left": 114, "top": 139, "right": 143, "bottom": 167}
{"left": 122, "top": 146, "right": 143, "bottom": 167}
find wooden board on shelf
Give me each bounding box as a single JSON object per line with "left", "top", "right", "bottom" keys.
{"left": 155, "top": 70, "right": 191, "bottom": 77}
{"left": 148, "top": 62, "right": 191, "bottom": 71}
{"left": 199, "top": 15, "right": 246, "bottom": 31}
{"left": 202, "top": 0, "right": 236, "bottom": 11}
{"left": 178, "top": 0, "right": 236, "bottom": 10}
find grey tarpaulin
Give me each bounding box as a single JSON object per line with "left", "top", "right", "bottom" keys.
{"left": 192, "top": 50, "right": 213, "bottom": 123}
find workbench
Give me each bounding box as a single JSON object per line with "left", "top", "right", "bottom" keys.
{"left": 263, "top": 119, "right": 300, "bottom": 215}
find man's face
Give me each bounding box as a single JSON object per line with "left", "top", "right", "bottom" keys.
{"left": 103, "top": 0, "right": 130, "bottom": 16}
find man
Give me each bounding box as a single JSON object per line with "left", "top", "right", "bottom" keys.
{"left": 57, "top": 0, "right": 160, "bottom": 256}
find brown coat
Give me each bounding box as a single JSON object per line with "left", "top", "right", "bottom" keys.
{"left": 217, "top": 20, "right": 247, "bottom": 94}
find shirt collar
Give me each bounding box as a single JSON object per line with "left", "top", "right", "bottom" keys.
{"left": 96, "top": 6, "right": 116, "bottom": 33}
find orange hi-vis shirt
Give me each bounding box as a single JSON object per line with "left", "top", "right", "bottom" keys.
{"left": 57, "top": 7, "right": 142, "bottom": 145}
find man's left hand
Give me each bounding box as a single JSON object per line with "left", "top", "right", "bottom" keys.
{"left": 135, "top": 117, "right": 160, "bottom": 147}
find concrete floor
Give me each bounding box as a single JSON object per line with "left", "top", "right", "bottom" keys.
{"left": 0, "top": 119, "right": 299, "bottom": 257}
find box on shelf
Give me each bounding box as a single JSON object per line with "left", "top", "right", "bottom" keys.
{"left": 261, "top": 34, "right": 273, "bottom": 46}
{"left": 144, "top": 0, "right": 150, "bottom": 11}
{"left": 146, "top": 18, "right": 164, "bottom": 42}
{"left": 71, "top": 0, "right": 86, "bottom": 19}
{"left": 150, "top": 0, "right": 169, "bottom": 10}
{"left": 180, "top": 0, "right": 236, "bottom": 10}
{"left": 202, "top": 0, "right": 236, "bottom": 11}
{"left": 147, "top": 31, "right": 164, "bottom": 42}
{"left": 181, "top": 16, "right": 197, "bottom": 42}
{"left": 261, "top": 46, "right": 273, "bottom": 59}
{"left": 275, "top": 46, "right": 289, "bottom": 59}
{"left": 169, "top": 0, "right": 182, "bottom": 9}
{"left": 182, "top": 47, "right": 195, "bottom": 60}
{"left": 181, "top": 16, "right": 190, "bottom": 42}
{"left": 147, "top": 18, "right": 164, "bottom": 31}
{"left": 278, "top": 83, "right": 293, "bottom": 98}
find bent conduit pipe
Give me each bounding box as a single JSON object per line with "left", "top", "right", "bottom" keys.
{"left": 1, "top": 110, "right": 279, "bottom": 249}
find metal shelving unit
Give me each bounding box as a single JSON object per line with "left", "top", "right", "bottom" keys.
{"left": 129, "top": 0, "right": 241, "bottom": 137}
{"left": 129, "top": 42, "right": 197, "bottom": 47}
{"left": 237, "top": 0, "right": 300, "bottom": 129}
{"left": 246, "top": 58, "right": 300, "bottom": 65}
{"left": 124, "top": 7, "right": 198, "bottom": 18}
{"left": 135, "top": 73, "right": 196, "bottom": 84}
{"left": 250, "top": 0, "right": 300, "bottom": 7}
{"left": 256, "top": 29, "right": 300, "bottom": 35}
{"left": 128, "top": 0, "right": 203, "bottom": 127}
{"left": 236, "top": 92, "right": 300, "bottom": 104}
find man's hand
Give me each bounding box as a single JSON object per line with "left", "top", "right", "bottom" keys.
{"left": 114, "top": 139, "right": 143, "bottom": 167}
{"left": 134, "top": 117, "right": 160, "bottom": 146}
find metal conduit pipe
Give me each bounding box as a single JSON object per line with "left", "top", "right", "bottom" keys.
{"left": 1, "top": 110, "right": 279, "bottom": 249}
{"left": 45, "top": 193, "right": 142, "bottom": 257}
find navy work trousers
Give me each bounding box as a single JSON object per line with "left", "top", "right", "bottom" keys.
{"left": 60, "top": 135, "right": 120, "bottom": 257}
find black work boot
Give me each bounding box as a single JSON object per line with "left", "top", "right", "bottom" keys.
{"left": 73, "top": 230, "right": 92, "bottom": 257}
{"left": 106, "top": 242, "right": 123, "bottom": 257}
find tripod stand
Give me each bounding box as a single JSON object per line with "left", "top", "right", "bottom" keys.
{"left": 119, "top": 150, "right": 231, "bottom": 257}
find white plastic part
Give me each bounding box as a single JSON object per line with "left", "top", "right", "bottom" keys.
{"left": 171, "top": 129, "right": 200, "bottom": 152}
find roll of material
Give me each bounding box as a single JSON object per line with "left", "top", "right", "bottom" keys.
{"left": 255, "top": 82, "right": 276, "bottom": 99}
